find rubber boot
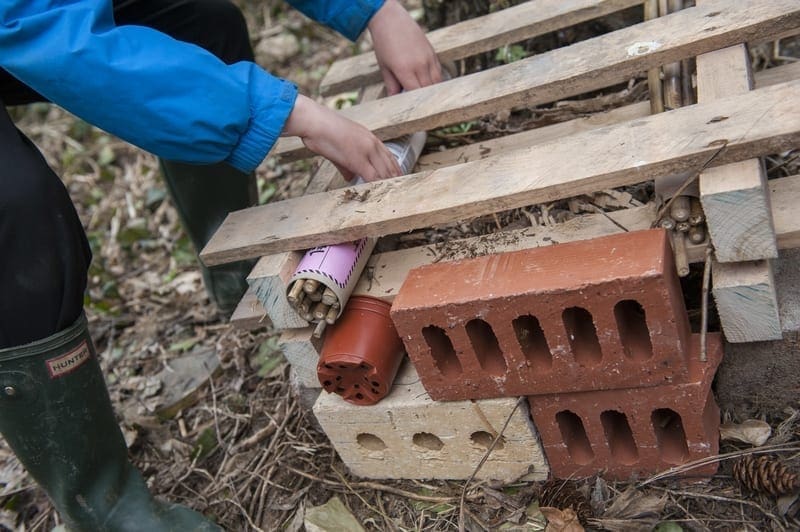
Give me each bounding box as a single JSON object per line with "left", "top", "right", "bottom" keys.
{"left": 160, "top": 160, "right": 257, "bottom": 316}
{"left": 0, "top": 314, "right": 221, "bottom": 531}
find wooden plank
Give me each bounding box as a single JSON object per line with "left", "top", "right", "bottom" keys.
{"left": 234, "top": 61, "right": 798, "bottom": 326}
{"left": 771, "top": 175, "right": 800, "bottom": 251}
{"left": 272, "top": 0, "right": 800, "bottom": 161}
{"left": 697, "top": 45, "right": 778, "bottom": 262}
{"left": 694, "top": 12, "right": 781, "bottom": 342}
{"left": 417, "top": 60, "right": 796, "bottom": 171}
{"left": 418, "top": 102, "right": 651, "bottom": 170}
{"left": 231, "top": 174, "right": 800, "bottom": 329}
{"left": 712, "top": 260, "right": 781, "bottom": 342}
{"left": 229, "top": 287, "right": 269, "bottom": 329}
{"left": 201, "top": 79, "right": 800, "bottom": 265}
{"left": 247, "top": 251, "right": 307, "bottom": 329}
{"left": 319, "top": 0, "right": 644, "bottom": 96}
{"left": 278, "top": 327, "right": 322, "bottom": 388}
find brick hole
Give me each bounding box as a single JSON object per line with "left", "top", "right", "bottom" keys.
{"left": 357, "top": 433, "right": 387, "bottom": 451}
{"left": 601, "top": 410, "right": 639, "bottom": 465}
{"left": 556, "top": 410, "right": 594, "bottom": 465}
{"left": 651, "top": 409, "right": 690, "bottom": 464}
{"left": 614, "top": 300, "right": 653, "bottom": 361}
{"left": 422, "top": 326, "right": 462, "bottom": 377}
{"left": 470, "top": 430, "right": 505, "bottom": 450}
{"left": 412, "top": 432, "right": 444, "bottom": 451}
{"left": 512, "top": 315, "right": 552, "bottom": 371}
{"left": 466, "top": 319, "right": 507, "bottom": 376}
{"left": 562, "top": 307, "right": 602, "bottom": 365}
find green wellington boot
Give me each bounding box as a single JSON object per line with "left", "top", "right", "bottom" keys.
{"left": 0, "top": 315, "right": 221, "bottom": 531}
{"left": 160, "top": 160, "right": 257, "bottom": 316}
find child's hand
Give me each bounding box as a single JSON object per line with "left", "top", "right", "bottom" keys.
{"left": 368, "top": 0, "right": 442, "bottom": 95}
{"left": 283, "top": 95, "right": 401, "bottom": 182}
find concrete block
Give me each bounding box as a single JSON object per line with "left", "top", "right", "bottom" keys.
{"left": 313, "top": 359, "right": 549, "bottom": 481}
{"left": 529, "top": 334, "right": 722, "bottom": 480}
{"left": 391, "top": 229, "right": 691, "bottom": 401}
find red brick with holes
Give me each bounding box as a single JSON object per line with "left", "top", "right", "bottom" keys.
{"left": 528, "top": 333, "right": 722, "bottom": 480}
{"left": 390, "top": 229, "right": 691, "bottom": 401}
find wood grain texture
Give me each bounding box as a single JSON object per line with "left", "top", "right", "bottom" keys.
{"left": 273, "top": 0, "right": 800, "bottom": 161}
{"left": 229, "top": 287, "right": 269, "bottom": 330}
{"left": 201, "top": 79, "right": 800, "bottom": 265}
{"left": 278, "top": 327, "right": 322, "bottom": 388}
{"left": 771, "top": 175, "right": 800, "bottom": 251}
{"left": 244, "top": 86, "right": 386, "bottom": 328}
{"left": 417, "top": 60, "right": 795, "bottom": 171}
{"left": 247, "top": 251, "right": 307, "bottom": 329}
{"left": 694, "top": 8, "right": 781, "bottom": 343}
{"left": 697, "top": 43, "right": 778, "bottom": 262}
{"left": 232, "top": 175, "right": 800, "bottom": 329}
{"left": 320, "top": 0, "right": 643, "bottom": 95}
{"left": 712, "top": 260, "right": 781, "bottom": 342}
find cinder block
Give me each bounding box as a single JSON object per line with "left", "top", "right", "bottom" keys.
{"left": 391, "top": 229, "right": 691, "bottom": 401}
{"left": 529, "top": 334, "right": 722, "bottom": 480}
{"left": 313, "top": 359, "right": 549, "bottom": 481}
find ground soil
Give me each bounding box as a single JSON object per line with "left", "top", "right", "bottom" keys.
{"left": 1, "top": 1, "right": 799, "bottom": 531}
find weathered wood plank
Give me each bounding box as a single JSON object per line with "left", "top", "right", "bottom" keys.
{"left": 231, "top": 174, "right": 800, "bottom": 329}
{"left": 697, "top": 44, "right": 778, "bottom": 262}
{"left": 320, "top": 0, "right": 644, "bottom": 96}
{"left": 273, "top": 0, "right": 800, "bottom": 161}
{"left": 713, "top": 260, "right": 781, "bottom": 342}
{"left": 202, "top": 79, "right": 800, "bottom": 265}
{"left": 694, "top": 10, "right": 782, "bottom": 343}
{"left": 771, "top": 175, "right": 800, "bottom": 251}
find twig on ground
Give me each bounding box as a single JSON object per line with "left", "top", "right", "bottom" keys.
{"left": 458, "top": 396, "right": 525, "bottom": 532}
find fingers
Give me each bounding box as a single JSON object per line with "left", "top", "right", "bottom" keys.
{"left": 382, "top": 68, "right": 402, "bottom": 96}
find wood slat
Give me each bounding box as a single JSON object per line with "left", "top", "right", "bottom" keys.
{"left": 273, "top": 0, "right": 800, "bottom": 161}
{"left": 231, "top": 175, "right": 800, "bottom": 329}
{"left": 320, "top": 0, "right": 643, "bottom": 96}
{"left": 698, "top": 44, "right": 778, "bottom": 262}
{"left": 202, "top": 79, "right": 800, "bottom": 265}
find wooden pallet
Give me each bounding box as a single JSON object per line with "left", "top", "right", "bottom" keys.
{"left": 204, "top": 0, "right": 800, "bottom": 351}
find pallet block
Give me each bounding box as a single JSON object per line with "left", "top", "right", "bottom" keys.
{"left": 278, "top": 327, "right": 322, "bottom": 388}
{"left": 313, "top": 360, "right": 549, "bottom": 481}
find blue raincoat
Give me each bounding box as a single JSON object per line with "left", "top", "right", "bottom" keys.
{"left": 0, "top": 0, "right": 383, "bottom": 172}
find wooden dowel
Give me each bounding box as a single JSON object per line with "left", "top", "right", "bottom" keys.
{"left": 313, "top": 302, "right": 330, "bottom": 321}
{"left": 303, "top": 279, "right": 320, "bottom": 294}
{"left": 670, "top": 195, "right": 691, "bottom": 222}
{"left": 321, "top": 287, "right": 338, "bottom": 306}
{"left": 659, "top": 217, "right": 676, "bottom": 231}
{"left": 313, "top": 320, "right": 327, "bottom": 339}
{"left": 307, "top": 288, "right": 323, "bottom": 302}
{"left": 672, "top": 232, "right": 690, "bottom": 277}
{"left": 325, "top": 306, "right": 338, "bottom": 325}
{"left": 689, "top": 197, "right": 705, "bottom": 226}
{"left": 287, "top": 280, "right": 303, "bottom": 303}
{"left": 645, "top": 0, "right": 665, "bottom": 115}
{"left": 688, "top": 225, "right": 706, "bottom": 244}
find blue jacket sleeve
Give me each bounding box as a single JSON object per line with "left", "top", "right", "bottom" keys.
{"left": 0, "top": 0, "right": 297, "bottom": 173}
{"left": 286, "top": 0, "right": 385, "bottom": 41}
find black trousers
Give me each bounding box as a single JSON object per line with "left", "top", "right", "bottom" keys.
{"left": 0, "top": 0, "right": 254, "bottom": 348}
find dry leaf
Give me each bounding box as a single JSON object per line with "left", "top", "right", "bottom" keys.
{"left": 719, "top": 419, "right": 772, "bottom": 446}
{"left": 540, "top": 507, "right": 585, "bottom": 532}
{"left": 603, "top": 487, "right": 666, "bottom": 520}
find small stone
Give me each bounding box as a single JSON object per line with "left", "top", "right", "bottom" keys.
{"left": 256, "top": 32, "right": 300, "bottom": 64}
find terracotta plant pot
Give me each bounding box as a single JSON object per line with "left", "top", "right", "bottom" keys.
{"left": 318, "top": 296, "right": 405, "bottom": 406}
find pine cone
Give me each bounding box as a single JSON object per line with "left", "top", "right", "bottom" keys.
{"left": 732, "top": 455, "right": 800, "bottom": 497}
{"left": 539, "top": 479, "right": 594, "bottom": 526}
